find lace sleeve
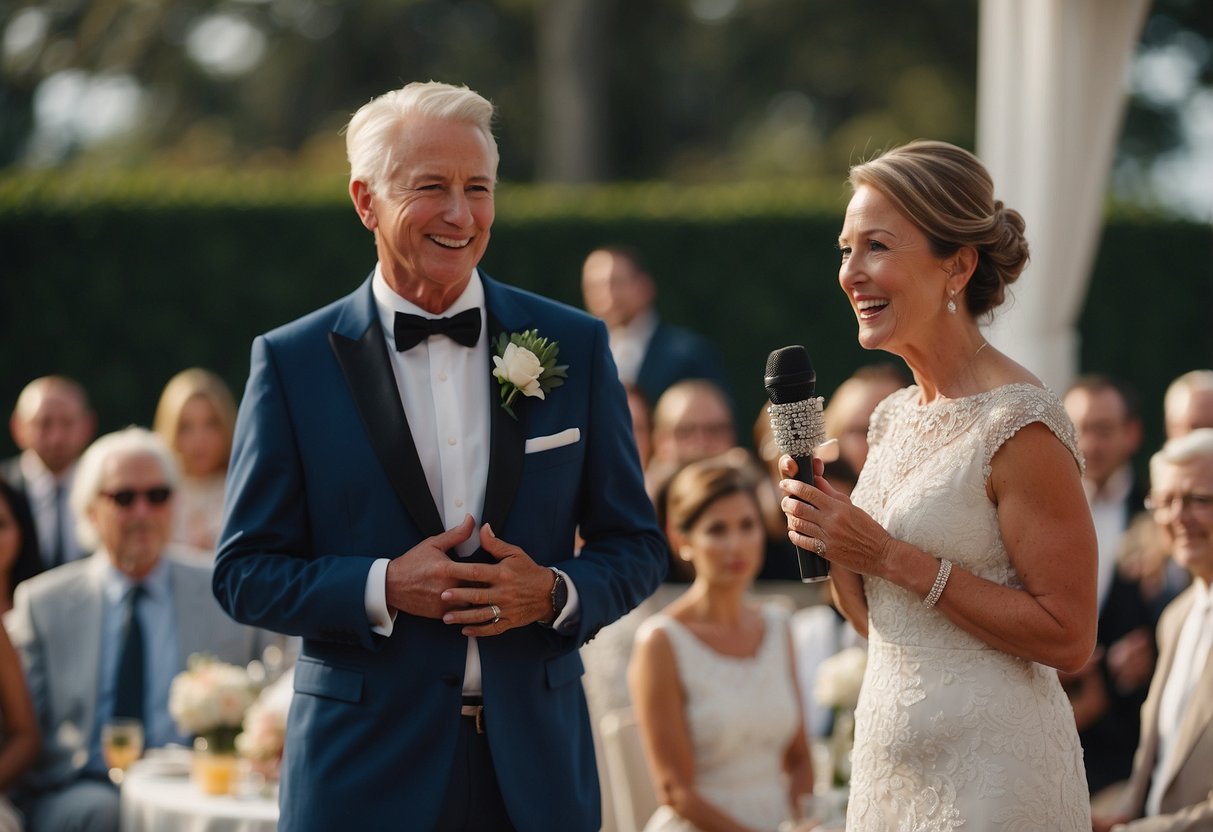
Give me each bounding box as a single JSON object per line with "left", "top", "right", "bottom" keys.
{"left": 980, "top": 384, "right": 1083, "bottom": 479}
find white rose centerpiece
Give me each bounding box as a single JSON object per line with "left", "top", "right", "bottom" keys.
{"left": 813, "top": 646, "right": 867, "bottom": 711}
{"left": 168, "top": 653, "right": 258, "bottom": 754}
{"left": 491, "top": 329, "right": 568, "bottom": 419}
{"left": 813, "top": 646, "right": 867, "bottom": 789}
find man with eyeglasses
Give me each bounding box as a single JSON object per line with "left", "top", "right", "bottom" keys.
{"left": 4, "top": 427, "right": 279, "bottom": 832}
{"left": 1094, "top": 427, "right": 1213, "bottom": 831}
{"left": 1062, "top": 375, "right": 1157, "bottom": 799}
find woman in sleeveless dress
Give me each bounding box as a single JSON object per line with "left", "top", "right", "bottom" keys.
{"left": 630, "top": 456, "right": 815, "bottom": 832}
{"left": 779, "top": 141, "right": 1098, "bottom": 830}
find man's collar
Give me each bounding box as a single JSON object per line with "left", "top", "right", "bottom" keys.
{"left": 612, "top": 307, "right": 658, "bottom": 341}
{"left": 1084, "top": 463, "right": 1135, "bottom": 504}
{"left": 101, "top": 552, "right": 171, "bottom": 604}
{"left": 19, "top": 450, "right": 74, "bottom": 486}
{"left": 372, "top": 264, "right": 485, "bottom": 347}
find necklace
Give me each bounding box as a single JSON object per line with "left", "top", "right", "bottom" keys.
{"left": 929, "top": 339, "right": 990, "bottom": 401}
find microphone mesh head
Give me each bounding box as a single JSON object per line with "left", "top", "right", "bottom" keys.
{"left": 768, "top": 397, "right": 825, "bottom": 458}
{"left": 764, "top": 345, "right": 815, "bottom": 404}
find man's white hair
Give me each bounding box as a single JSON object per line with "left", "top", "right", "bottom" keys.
{"left": 70, "top": 426, "right": 180, "bottom": 551}
{"left": 1149, "top": 427, "right": 1213, "bottom": 482}
{"left": 345, "top": 81, "right": 497, "bottom": 195}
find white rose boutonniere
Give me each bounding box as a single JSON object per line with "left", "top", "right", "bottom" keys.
{"left": 492, "top": 329, "right": 568, "bottom": 419}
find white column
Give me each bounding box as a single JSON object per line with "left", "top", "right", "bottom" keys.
{"left": 977, "top": 0, "right": 1150, "bottom": 393}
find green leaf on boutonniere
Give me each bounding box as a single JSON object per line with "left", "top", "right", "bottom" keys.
{"left": 491, "top": 329, "right": 569, "bottom": 419}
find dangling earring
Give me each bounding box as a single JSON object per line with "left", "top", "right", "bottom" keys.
{"left": 946, "top": 292, "right": 957, "bottom": 315}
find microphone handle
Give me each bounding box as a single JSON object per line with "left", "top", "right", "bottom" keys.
{"left": 791, "top": 453, "right": 831, "bottom": 583}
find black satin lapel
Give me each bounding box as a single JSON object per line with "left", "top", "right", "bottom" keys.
{"left": 481, "top": 318, "right": 527, "bottom": 535}
{"left": 329, "top": 327, "right": 444, "bottom": 538}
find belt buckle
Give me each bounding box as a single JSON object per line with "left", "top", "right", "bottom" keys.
{"left": 461, "top": 703, "right": 485, "bottom": 734}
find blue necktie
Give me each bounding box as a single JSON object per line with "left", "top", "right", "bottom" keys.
{"left": 113, "top": 586, "right": 146, "bottom": 723}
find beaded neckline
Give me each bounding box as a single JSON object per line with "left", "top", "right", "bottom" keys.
{"left": 910, "top": 381, "right": 1045, "bottom": 409}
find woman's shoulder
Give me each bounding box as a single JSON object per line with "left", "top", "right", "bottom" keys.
{"left": 979, "top": 383, "right": 1080, "bottom": 474}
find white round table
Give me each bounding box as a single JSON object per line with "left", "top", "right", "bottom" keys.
{"left": 119, "top": 760, "right": 278, "bottom": 832}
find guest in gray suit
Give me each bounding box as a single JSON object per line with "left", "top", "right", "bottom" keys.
{"left": 5, "top": 427, "right": 278, "bottom": 832}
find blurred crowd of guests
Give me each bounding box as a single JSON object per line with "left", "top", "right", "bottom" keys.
{"left": 0, "top": 372, "right": 283, "bottom": 832}
{"left": 0, "top": 244, "right": 1210, "bottom": 831}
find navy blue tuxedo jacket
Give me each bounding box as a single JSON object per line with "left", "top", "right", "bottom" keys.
{"left": 213, "top": 272, "right": 666, "bottom": 831}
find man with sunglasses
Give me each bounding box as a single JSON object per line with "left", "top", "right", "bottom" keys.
{"left": 4, "top": 427, "right": 279, "bottom": 832}
{"left": 1093, "top": 428, "right": 1213, "bottom": 831}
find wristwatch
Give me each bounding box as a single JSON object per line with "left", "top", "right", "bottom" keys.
{"left": 549, "top": 568, "right": 568, "bottom": 622}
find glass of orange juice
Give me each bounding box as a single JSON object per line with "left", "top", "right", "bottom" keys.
{"left": 102, "top": 718, "right": 144, "bottom": 783}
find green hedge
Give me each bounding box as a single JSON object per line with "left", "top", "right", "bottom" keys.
{"left": 1, "top": 173, "right": 1209, "bottom": 470}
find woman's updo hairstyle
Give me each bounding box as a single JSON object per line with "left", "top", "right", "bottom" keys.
{"left": 849, "top": 140, "right": 1029, "bottom": 317}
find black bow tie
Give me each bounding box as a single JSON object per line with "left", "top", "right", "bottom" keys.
{"left": 393, "top": 308, "right": 482, "bottom": 351}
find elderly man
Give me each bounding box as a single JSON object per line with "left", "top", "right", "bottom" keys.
{"left": 5, "top": 428, "right": 277, "bottom": 832}
{"left": 213, "top": 81, "right": 665, "bottom": 831}
{"left": 1093, "top": 428, "right": 1213, "bottom": 831}
{"left": 2, "top": 376, "right": 96, "bottom": 573}
{"left": 580, "top": 245, "right": 733, "bottom": 407}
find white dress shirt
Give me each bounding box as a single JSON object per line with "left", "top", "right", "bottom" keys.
{"left": 1146, "top": 577, "right": 1213, "bottom": 815}
{"left": 606, "top": 308, "right": 657, "bottom": 386}
{"left": 91, "top": 554, "right": 185, "bottom": 772}
{"left": 1083, "top": 464, "right": 1136, "bottom": 610}
{"left": 361, "top": 265, "right": 578, "bottom": 695}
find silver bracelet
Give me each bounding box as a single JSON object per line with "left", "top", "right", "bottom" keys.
{"left": 923, "top": 558, "right": 952, "bottom": 609}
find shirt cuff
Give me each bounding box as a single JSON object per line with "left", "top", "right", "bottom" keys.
{"left": 365, "top": 558, "right": 396, "bottom": 636}
{"left": 551, "top": 568, "right": 580, "bottom": 633}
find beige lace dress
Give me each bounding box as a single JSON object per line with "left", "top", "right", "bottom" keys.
{"left": 847, "top": 384, "right": 1091, "bottom": 831}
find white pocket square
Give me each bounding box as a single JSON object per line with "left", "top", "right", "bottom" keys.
{"left": 524, "top": 428, "right": 581, "bottom": 454}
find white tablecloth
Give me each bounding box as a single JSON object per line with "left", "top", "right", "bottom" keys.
{"left": 119, "top": 762, "right": 278, "bottom": 832}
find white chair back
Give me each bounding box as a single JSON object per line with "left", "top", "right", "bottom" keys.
{"left": 599, "top": 708, "right": 658, "bottom": 832}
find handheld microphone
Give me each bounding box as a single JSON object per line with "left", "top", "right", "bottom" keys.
{"left": 764, "top": 345, "right": 830, "bottom": 583}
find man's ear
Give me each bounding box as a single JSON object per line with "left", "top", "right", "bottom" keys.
{"left": 350, "top": 180, "right": 377, "bottom": 231}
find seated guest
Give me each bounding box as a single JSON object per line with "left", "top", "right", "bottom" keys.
{"left": 1093, "top": 428, "right": 1213, "bottom": 831}
{"left": 629, "top": 456, "right": 814, "bottom": 831}
{"left": 152, "top": 368, "right": 237, "bottom": 556}
{"left": 821, "top": 363, "right": 908, "bottom": 482}
{"left": 647, "top": 379, "right": 736, "bottom": 496}
{"left": 0, "top": 478, "right": 43, "bottom": 613}
{"left": 1164, "top": 370, "right": 1213, "bottom": 440}
{"left": 0, "top": 617, "right": 38, "bottom": 832}
{"left": 2, "top": 376, "right": 97, "bottom": 572}
{"left": 5, "top": 427, "right": 279, "bottom": 832}
{"left": 625, "top": 383, "right": 654, "bottom": 472}
{"left": 1062, "top": 375, "right": 1156, "bottom": 797}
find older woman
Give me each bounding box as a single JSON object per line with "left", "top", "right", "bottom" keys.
{"left": 780, "top": 140, "right": 1097, "bottom": 829}
{"left": 630, "top": 456, "right": 813, "bottom": 832}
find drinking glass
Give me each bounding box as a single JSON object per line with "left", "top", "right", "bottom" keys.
{"left": 102, "top": 718, "right": 144, "bottom": 783}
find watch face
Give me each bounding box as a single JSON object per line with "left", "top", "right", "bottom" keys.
{"left": 552, "top": 573, "right": 569, "bottom": 614}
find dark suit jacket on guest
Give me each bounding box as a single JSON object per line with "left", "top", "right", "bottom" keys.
{"left": 635, "top": 320, "right": 733, "bottom": 407}
{"left": 1116, "top": 585, "right": 1213, "bottom": 830}
{"left": 213, "top": 272, "right": 667, "bottom": 832}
